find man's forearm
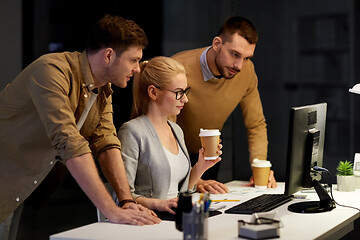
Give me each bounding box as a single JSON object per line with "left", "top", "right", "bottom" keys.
{"left": 66, "top": 153, "right": 118, "bottom": 217}
{"left": 66, "top": 152, "right": 160, "bottom": 224}
{"left": 97, "top": 148, "right": 133, "bottom": 201}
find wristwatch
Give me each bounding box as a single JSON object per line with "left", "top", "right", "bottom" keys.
{"left": 119, "top": 199, "right": 137, "bottom": 207}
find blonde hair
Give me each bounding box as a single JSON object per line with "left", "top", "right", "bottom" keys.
{"left": 131, "top": 56, "right": 186, "bottom": 119}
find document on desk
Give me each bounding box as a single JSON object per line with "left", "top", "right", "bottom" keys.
{"left": 228, "top": 187, "right": 266, "bottom": 195}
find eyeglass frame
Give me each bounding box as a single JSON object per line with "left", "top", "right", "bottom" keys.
{"left": 154, "top": 85, "right": 191, "bottom": 100}
{"left": 238, "top": 217, "right": 281, "bottom": 228}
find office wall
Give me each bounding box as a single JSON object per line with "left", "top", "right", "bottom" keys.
{"left": 0, "top": 0, "right": 22, "bottom": 90}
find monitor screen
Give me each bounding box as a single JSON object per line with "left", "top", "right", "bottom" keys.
{"left": 284, "top": 102, "right": 335, "bottom": 213}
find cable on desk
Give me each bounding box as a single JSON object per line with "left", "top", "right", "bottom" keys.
{"left": 313, "top": 166, "right": 360, "bottom": 212}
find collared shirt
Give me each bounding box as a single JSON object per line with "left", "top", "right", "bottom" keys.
{"left": 0, "top": 51, "right": 121, "bottom": 222}
{"left": 199, "top": 46, "right": 215, "bottom": 82}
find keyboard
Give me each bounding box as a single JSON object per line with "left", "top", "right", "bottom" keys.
{"left": 225, "top": 194, "right": 294, "bottom": 214}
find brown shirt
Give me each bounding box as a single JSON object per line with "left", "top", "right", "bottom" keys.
{"left": 171, "top": 47, "right": 268, "bottom": 161}
{"left": 0, "top": 51, "right": 121, "bottom": 221}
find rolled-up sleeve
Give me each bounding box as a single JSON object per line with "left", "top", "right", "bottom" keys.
{"left": 27, "top": 62, "right": 91, "bottom": 162}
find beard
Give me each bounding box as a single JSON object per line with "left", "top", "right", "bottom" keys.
{"left": 214, "top": 53, "right": 239, "bottom": 80}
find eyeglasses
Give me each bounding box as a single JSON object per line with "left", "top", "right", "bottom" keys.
{"left": 238, "top": 217, "right": 281, "bottom": 228}
{"left": 155, "top": 86, "right": 191, "bottom": 100}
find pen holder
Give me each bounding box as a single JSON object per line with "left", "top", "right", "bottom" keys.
{"left": 182, "top": 210, "right": 208, "bottom": 240}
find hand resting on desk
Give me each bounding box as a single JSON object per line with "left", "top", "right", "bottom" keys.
{"left": 122, "top": 201, "right": 160, "bottom": 218}
{"left": 135, "top": 196, "right": 179, "bottom": 215}
{"left": 196, "top": 179, "right": 230, "bottom": 194}
{"left": 247, "top": 170, "right": 277, "bottom": 188}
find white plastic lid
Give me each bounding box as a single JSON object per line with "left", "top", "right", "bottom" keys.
{"left": 251, "top": 159, "right": 272, "bottom": 168}
{"left": 199, "top": 128, "right": 221, "bottom": 137}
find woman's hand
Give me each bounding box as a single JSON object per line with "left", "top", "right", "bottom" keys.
{"left": 188, "top": 143, "right": 222, "bottom": 189}
{"left": 196, "top": 142, "right": 222, "bottom": 172}
{"left": 151, "top": 197, "right": 178, "bottom": 214}
{"left": 136, "top": 197, "right": 178, "bottom": 215}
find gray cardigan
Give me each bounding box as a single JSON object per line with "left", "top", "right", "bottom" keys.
{"left": 118, "top": 115, "right": 191, "bottom": 200}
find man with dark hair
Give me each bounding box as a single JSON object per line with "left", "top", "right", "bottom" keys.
{"left": 170, "top": 16, "right": 277, "bottom": 193}
{"left": 0, "top": 14, "right": 160, "bottom": 240}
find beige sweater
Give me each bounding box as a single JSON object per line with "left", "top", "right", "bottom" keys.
{"left": 171, "top": 47, "right": 268, "bottom": 161}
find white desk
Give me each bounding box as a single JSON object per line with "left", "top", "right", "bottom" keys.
{"left": 50, "top": 181, "right": 360, "bottom": 240}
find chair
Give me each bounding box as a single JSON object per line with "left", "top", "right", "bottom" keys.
{"left": 96, "top": 182, "right": 115, "bottom": 222}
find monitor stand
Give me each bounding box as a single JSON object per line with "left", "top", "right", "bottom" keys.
{"left": 288, "top": 180, "right": 336, "bottom": 213}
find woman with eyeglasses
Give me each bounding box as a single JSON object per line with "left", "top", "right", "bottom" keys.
{"left": 117, "top": 56, "right": 222, "bottom": 214}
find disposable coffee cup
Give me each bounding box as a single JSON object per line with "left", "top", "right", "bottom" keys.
{"left": 199, "top": 128, "right": 221, "bottom": 160}
{"left": 251, "top": 159, "right": 272, "bottom": 188}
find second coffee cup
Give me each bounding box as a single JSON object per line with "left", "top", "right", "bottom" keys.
{"left": 199, "top": 128, "right": 221, "bottom": 160}
{"left": 251, "top": 159, "right": 272, "bottom": 188}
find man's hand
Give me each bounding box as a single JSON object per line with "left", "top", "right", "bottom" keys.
{"left": 267, "top": 170, "right": 277, "bottom": 188}
{"left": 107, "top": 206, "right": 161, "bottom": 225}
{"left": 122, "top": 202, "right": 160, "bottom": 218}
{"left": 66, "top": 153, "right": 161, "bottom": 226}
{"left": 248, "top": 170, "right": 277, "bottom": 188}
{"left": 196, "top": 179, "right": 229, "bottom": 194}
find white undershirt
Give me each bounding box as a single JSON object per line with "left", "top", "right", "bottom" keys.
{"left": 163, "top": 142, "right": 189, "bottom": 199}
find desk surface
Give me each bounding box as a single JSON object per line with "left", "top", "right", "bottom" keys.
{"left": 50, "top": 181, "right": 360, "bottom": 240}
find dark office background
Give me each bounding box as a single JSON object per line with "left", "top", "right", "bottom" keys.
{"left": 1, "top": 0, "right": 360, "bottom": 239}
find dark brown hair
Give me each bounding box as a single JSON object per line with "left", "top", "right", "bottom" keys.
{"left": 218, "top": 16, "right": 258, "bottom": 44}
{"left": 87, "top": 14, "right": 148, "bottom": 54}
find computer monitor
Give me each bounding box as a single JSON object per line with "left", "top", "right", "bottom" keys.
{"left": 284, "top": 102, "right": 335, "bottom": 213}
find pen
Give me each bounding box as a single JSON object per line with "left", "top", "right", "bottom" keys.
{"left": 204, "top": 199, "right": 211, "bottom": 212}
{"left": 211, "top": 199, "right": 240, "bottom": 202}
{"left": 198, "top": 193, "right": 204, "bottom": 203}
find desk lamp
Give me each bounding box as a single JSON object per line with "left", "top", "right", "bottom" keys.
{"left": 349, "top": 83, "right": 360, "bottom": 94}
